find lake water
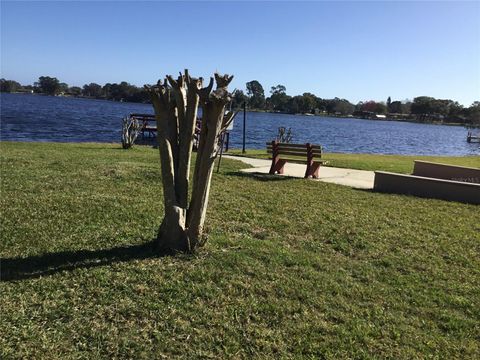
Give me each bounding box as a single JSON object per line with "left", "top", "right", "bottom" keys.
{"left": 1, "top": 93, "right": 478, "bottom": 156}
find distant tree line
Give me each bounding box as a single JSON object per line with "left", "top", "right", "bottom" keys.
{"left": 1, "top": 76, "right": 150, "bottom": 103}
{"left": 1, "top": 76, "right": 478, "bottom": 125}
{"left": 230, "top": 81, "right": 479, "bottom": 125}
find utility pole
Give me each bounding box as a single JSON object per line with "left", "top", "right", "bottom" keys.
{"left": 242, "top": 102, "right": 246, "bottom": 153}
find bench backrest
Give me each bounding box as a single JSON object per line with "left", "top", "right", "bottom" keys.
{"left": 266, "top": 141, "right": 322, "bottom": 159}
{"left": 130, "top": 113, "right": 156, "bottom": 121}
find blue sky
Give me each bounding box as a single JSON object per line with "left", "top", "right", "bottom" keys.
{"left": 1, "top": 1, "right": 479, "bottom": 105}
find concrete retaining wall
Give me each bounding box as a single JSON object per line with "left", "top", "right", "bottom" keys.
{"left": 374, "top": 171, "right": 480, "bottom": 204}
{"left": 413, "top": 161, "right": 480, "bottom": 184}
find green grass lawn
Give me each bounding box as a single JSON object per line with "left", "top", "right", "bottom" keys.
{"left": 227, "top": 149, "right": 480, "bottom": 174}
{"left": 1, "top": 142, "right": 479, "bottom": 359}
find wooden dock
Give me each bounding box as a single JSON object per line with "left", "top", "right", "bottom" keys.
{"left": 467, "top": 131, "right": 480, "bottom": 143}
{"left": 125, "top": 113, "right": 231, "bottom": 150}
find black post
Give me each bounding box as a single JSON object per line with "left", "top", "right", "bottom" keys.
{"left": 216, "top": 132, "right": 225, "bottom": 173}
{"left": 242, "top": 102, "right": 246, "bottom": 153}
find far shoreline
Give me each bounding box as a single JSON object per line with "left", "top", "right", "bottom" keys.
{"left": 1, "top": 92, "right": 476, "bottom": 128}
{"left": 247, "top": 108, "right": 474, "bottom": 127}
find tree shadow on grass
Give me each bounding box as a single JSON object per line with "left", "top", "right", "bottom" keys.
{"left": 0, "top": 240, "right": 171, "bottom": 282}
{"left": 226, "top": 171, "right": 295, "bottom": 182}
{"left": 71, "top": 141, "right": 157, "bottom": 151}
{"left": 352, "top": 188, "right": 374, "bottom": 194}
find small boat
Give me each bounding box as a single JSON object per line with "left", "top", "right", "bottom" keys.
{"left": 467, "top": 131, "right": 480, "bottom": 143}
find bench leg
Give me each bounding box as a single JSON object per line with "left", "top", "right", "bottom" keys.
{"left": 269, "top": 158, "right": 286, "bottom": 175}
{"left": 305, "top": 162, "right": 321, "bottom": 178}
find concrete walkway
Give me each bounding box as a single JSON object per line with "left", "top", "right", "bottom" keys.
{"left": 223, "top": 155, "right": 375, "bottom": 189}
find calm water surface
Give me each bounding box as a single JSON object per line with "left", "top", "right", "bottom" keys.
{"left": 1, "top": 93, "right": 478, "bottom": 156}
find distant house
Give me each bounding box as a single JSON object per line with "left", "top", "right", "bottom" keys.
{"left": 353, "top": 111, "right": 388, "bottom": 120}
{"left": 15, "top": 89, "right": 34, "bottom": 94}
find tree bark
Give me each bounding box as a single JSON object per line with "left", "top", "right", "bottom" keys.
{"left": 145, "top": 71, "right": 234, "bottom": 253}
{"left": 187, "top": 92, "right": 231, "bottom": 246}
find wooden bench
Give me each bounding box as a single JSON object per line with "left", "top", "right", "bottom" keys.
{"left": 266, "top": 141, "right": 327, "bottom": 178}
{"left": 127, "top": 113, "right": 157, "bottom": 138}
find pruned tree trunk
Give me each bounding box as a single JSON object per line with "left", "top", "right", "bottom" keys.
{"left": 121, "top": 115, "right": 141, "bottom": 149}
{"left": 145, "top": 70, "right": 236, "bottom": 253}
